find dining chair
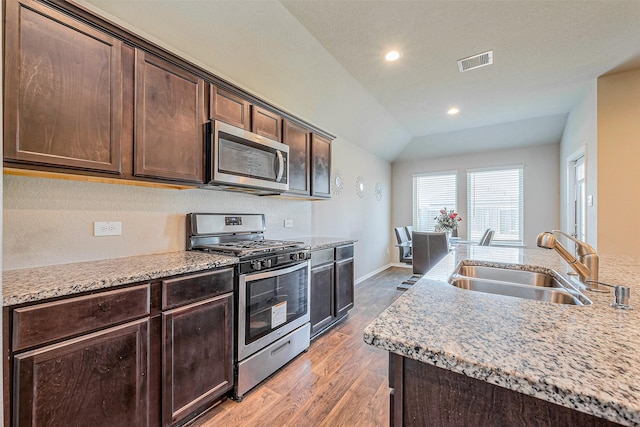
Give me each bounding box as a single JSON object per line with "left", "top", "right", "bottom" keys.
{"left": 478, "top": 228, "right": 495, "bottom": 246}
{"left": 412, "top": 232, "right": 448, "bottom": 274}
{"left": 405, "top": 225, "right": 413, "bottom": 239}
{"left": 394, "top": 227, "right": 412, "bottom": 264}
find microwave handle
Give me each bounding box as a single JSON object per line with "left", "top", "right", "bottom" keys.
{"left": 275, "top": 150, "right": 284, "bottom": 182}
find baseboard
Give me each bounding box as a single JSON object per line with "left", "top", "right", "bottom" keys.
{"left": 355, "top": 263, "right": 413, "bottom": 286}
{"left": 390, "top": 263, "right": 412, "bottom": 269}
{"left": 355, "top": 263, "right": 392, "bottom": 285}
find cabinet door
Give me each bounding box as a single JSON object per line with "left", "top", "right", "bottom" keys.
{"left": 13, "top": 319, "right": 149, "bottom": 427}
{"left": 335, "top": 257, "right": 355, "bottom": 318}
{"left": 311, "top": 134, "right": 332, "bottom": 198}
{"left": 310, "top": 263, "right": 335, "bottom": 337}
{"left": 162, "top": 293, "right": 233, "bottom": 426}
{"left": 4, "top": 0, "right": 123, "bottom": 173}
{"left": 251, "top": 105, "right": 282, "bottom": 142}
{"left": 135, "top": 49, "right": 206, "bottom": 183}
{"left": 209, "top": 84, "right": 251, "bottom": 130}
{"left": 283, "top": 120, "right": 311, "bottom": 196}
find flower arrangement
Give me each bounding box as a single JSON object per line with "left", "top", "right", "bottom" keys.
{"left": 434, "top": 207, "right": 462, "bottom": 232}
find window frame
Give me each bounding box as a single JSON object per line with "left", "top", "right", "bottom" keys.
{"left": 412, "top": 171, "right": 458, "bottom": 232}
{"left": 466, "top": 165, "right": 524, "bottom": 245}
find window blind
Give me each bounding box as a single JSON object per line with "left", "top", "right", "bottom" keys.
{"left": 467, "top": 166, "right": 523, "bottom": 244}
{"left": 413, "top": 172, "right": 457, "bottom": 231}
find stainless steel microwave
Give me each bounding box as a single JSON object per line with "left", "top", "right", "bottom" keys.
{"left": 205, "top": 120, "right": 289, "bottom": 194}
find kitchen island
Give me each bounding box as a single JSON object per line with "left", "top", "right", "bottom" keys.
{"left": 364, "top": 244, "right": 640, "bottom": 426}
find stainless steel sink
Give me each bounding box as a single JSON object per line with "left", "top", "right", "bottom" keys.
{"left": 448, "top": 263, "right": 592, "bottom": 306}
{"left": 455, "top": 265, "right": 564, "bottom": 288}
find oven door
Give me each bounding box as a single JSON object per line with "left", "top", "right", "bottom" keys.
{"left": 238, "top": 260, "right": 310, "bottom": 361}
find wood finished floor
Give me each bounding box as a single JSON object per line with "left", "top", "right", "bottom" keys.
{"left": 189, "top": 266, "right": 410, "bottom": 427}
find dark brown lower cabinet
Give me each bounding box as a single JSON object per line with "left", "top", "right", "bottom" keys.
{"left": 310, "top": 244, "right": 355, "bottom": 338}
{"left": 4, "top": 268, "right": 235, "bottom": 427}
{"left": 14, "top": 319, "right": 149, "bottom": 427}
{"left": 162, "top": 293, "right": 233, "bottom": 426}
{"left": 310, "top": 261, "right": 335, "bottom": 335}
{"left": 389, "top": 353, "right": 621, "bottom": 427}
{"left": 335, "top": 255, "right": 355, "bottom": 318}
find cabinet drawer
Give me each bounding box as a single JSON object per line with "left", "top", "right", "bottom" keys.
{"left": 162, "top": 268, "right": 234, "bottom": 310}
{"left": 311, "top": 248, "right": 334, "bottom": 267}
{"left": 336, "top": 244, "right": 354, "bottom": 260}
{"left": 12, "top": 284, "right": 150, "bottom": 352}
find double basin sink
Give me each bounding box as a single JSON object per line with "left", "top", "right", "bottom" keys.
{"left": 448, "top": 263, "right": 592, "bottom": 306}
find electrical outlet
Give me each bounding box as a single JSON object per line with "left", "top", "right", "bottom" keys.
{"left": 284, "top": 219, "right": 293, "bottom": 228}
{"left": 94, "top": 221, "right": 122, "bottom": 236}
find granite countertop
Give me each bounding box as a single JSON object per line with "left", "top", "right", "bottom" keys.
{"left": 1, "top": 237, "right": 356, "bottom": 306}
{"left": 294, "top": 236, "right": 357, "bottom": 251}
{"left": 364, "top": 244, "right": 640, "bottom": 426}
{"left": 2, "top": 251, "right": 238, "bottom": 306}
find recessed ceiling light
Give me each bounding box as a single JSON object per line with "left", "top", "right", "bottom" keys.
{"left": 385, "top": 50, "right": 400, "bottom": 62}
{"left": 448, "top": 107, "right": 460, "bottom": 115}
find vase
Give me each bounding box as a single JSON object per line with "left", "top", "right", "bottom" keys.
{"left": 445, "top": 230, "right": 452, "bottom": 250}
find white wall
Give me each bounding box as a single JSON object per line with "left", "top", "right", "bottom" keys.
{"left": 391, "top": 143, "right": 560, "bottom": 262}
{"left": 559, "top": 82, "right": 598, "bottom": 247}
{"left": 312, "top": 140, "right": 392, "bottom": 280}
{"left": 3, "top": 176, "right": 314, "bottom": 269}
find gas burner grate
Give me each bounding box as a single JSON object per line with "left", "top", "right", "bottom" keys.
{"left": 199, "top": 239, "right": 305, "bottom": 257}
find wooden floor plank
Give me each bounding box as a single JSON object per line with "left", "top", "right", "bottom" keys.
{"left": 319, "top": 368, "right": 388, "bottom": 427}
{"left": 189, "top": 267, "right": 407, "bottom": 427}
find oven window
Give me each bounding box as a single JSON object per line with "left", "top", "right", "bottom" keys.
{"left": 245, "top": 266, "right": 308, "bottom": 344}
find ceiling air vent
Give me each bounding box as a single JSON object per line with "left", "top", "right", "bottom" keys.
{"left": 457, "top": 50, "right": 493, "bottom": 72}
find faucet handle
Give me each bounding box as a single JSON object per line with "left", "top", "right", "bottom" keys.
{"left": 551, "top": 230, "right": 597, "bottom": 256}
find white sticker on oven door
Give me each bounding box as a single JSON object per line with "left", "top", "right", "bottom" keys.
{"left": 271, "top": 301, "right": 287, "bottom": 328}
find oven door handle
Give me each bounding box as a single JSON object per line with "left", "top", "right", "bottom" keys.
{"left": 243, "top": 260, "right": 309, "bottom": 282}
{"left": 275, "top": 150, "right": 284, "bottom": 183}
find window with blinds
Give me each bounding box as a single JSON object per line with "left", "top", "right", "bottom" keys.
{"left": 467, "top": 166, "right": 523, "bottom": 244}
{"left": 413, "top": 172, "right": 457, "bottom": 231}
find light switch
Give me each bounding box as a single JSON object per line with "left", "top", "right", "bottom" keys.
{"left": 587, "top": 195, "right": 593, "bottom": 207}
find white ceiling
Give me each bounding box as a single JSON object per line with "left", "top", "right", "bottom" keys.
{"left": 80, "top": 0, "right": 640, "bottom": 162}
{"left": 281, "top": 0, "right": 640, "bottom": 160}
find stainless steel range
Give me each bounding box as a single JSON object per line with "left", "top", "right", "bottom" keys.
{"left": 186, "top": 213, "right": 310, "bottom": 400}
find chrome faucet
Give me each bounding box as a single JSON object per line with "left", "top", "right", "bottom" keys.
{"left": 536, "top": 230, "right": 602, "bottom": 291}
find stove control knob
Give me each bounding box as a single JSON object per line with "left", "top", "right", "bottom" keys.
{"left": 290, "top": 253, "right": 299, "bottom": 261}
{"left": 299, "top": 252, "right": 307, "bottom": 260}
{"left": 262, "top": 259, "right": 272, "bottom": 269}
{"left": 251, "top": 260, "right": 262, "bottom": 271}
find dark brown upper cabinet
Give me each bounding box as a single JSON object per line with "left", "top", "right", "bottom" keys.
{"left": 134, "top": 49, "right": 206, "bottom": 183}
{"left": 311, "top": 134, "right": 332, "bottom": 198}
{"left": 282, "top": 120, "right": 311, "bottom": 196}
{"left": 251, "top": 106, "right": 283, "bottom": 142}
{"left": 209, "top": 84, "right": 251, "bottom": 130}
{"left": 3, "top": 0, "right": 123, "bottom": 174}
{"left": 209, "top": 87, "right": 282, "bottom": 142}
{"left": 3, "top": 0, "right": 334, "bottom": 192}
